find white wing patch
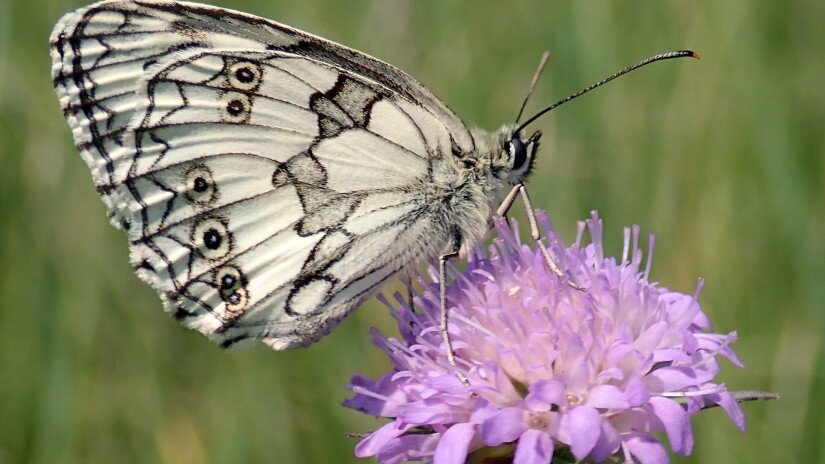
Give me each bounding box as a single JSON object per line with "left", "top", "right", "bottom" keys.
{"left": 315, "top": 130, "right": 428, "bottom": 192}
{"left": 367, "top": 99, "right": 430, "bottom": 158}
{"left": 51, "top": 0, "right": 468, "bottom": 349}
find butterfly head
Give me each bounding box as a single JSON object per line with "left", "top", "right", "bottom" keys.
{"left": 492, "top": 126, "right": 541, "bottom": 185}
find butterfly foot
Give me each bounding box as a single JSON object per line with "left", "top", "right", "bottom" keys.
{"left": 439, "top": 251, "right": 470, "bottom": 387}
{"left": 536, "top": 239, "right": 585, "bottom": 291}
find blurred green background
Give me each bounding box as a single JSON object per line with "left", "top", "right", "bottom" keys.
{"left": 1, "top": 0, "right": 822, "bottom": 462}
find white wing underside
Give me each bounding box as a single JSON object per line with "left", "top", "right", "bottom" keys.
{"left": 51, "top": 0, "right": 473, "bottom": 349}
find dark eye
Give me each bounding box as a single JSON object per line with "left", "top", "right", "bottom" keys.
{"left": 508, "top": 138, "right": 528, "bottom": 170}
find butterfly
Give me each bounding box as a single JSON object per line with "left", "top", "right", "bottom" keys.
{"left": 51, "top": 0, "right": 695, "bottom": 352}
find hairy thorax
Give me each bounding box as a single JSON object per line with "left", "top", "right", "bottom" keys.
{"left": 425, "top": 132, "right": 508, "bottom": 257}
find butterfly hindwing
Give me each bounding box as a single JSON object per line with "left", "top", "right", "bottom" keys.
{"left": 51, "top": 0, "right": 465, "bottom": 348}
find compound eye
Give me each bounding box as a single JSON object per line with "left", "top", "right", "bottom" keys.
{"left": 509, "top": 138, "right": 528, "bottom": 170}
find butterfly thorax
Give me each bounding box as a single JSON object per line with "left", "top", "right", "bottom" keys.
{"left": 434, "top": 125, "right": 538, "bottom": 256}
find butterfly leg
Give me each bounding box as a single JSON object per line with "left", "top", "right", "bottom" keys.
{"left": 495, "top": 184, "right": 523, "bottom": 218}
{"left": 498, "top": 184, "right": 583, "bottom": 290}
{"left": 439, "top": 250, "right": 469, "bottom": 385}
{"left": 408, "top": 280, "right": 416, "bottom": 314}
{"left": 401, "top": 272, "right": 416, "bottom": 313}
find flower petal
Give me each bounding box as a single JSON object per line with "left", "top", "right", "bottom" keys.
{"left": 568, "top": 406, "right": 602, "bottom": 459}
{"left": 433, "top": 423, "right": 476, "bottom": 464}
{"left": 400, "top": 399, "right": 463, "bottom": 424}
{"left": 377, "top": 433, "right": 441, "bottom": 464}
{"left": 586, "top": 384, "right": 630, "bottom": 409}
{"left": 624, "top": 377, "right": 651, "bottom": 407}
{"left": 525, "top": 380, "right": 565, "bottom": 411}
{"left": 644, "top": 366, "right": 714, "bottom": 393}
{"left": 428, "top": 373, "right": 470, "bottom": 395}
{"left": 345, "top": 372, "right": 406, "bottom": 416}
{"left": 590, "top": 420, "right": 622, "bottom": 462}
{"left": 648, "top": 397, "right": 693, "bottom": 455}
{"left": 623, "top": 432, "right": 669, "bottom": 464}
{"left": 662, "top": 291, "right": 701, "bottom": 328}
{"left": 481, "top": 407, "right": 527, "bottom": 446}
{"left": 469, "top": 399, "right": 499, "bottom": 425}
{"left": 705, "top": 390, "right": 746, "bottom": 432}
{"left": 355, "top": 421, "right": 410, "bottom": 457}
{"left": 514, "top": 429, "right": 554, "bottom": 464}
{"left": 634, "top": 321, "right": 668, "bottom": 353}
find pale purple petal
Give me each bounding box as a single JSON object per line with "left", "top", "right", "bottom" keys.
{"left": 469, "top": 399, "right": 499, "bottom": 425}
{"left": 590, "top": 421, "right": 622, "bottom": 462}
{"left": 377, "top": 434, "right": 440, "bottom": 464}
{"left": 662, "top": 292, "right": 701, "bottom": 328}
{"left": 644, "top": 366, "right": 715, "bottom": 392}
{"left": 514, "top": 429, "right": 554, "bottom": 464}
{"left": 481, "top": 407, "right": 527, "bottom": 446}
{"left": 587, "top": 384, "right": 630, "bottom": 409}
{"left": 345, "top": 372, "right": 408, "bottom": 416}
{"left": 625, "top": 377, "right": 651, "bottom": 407}
{"left": 355, "top": 421, "right": 410, "bottom": 457}
{"left": 433, "top": 423, "right": 476, "bottom": 464}
{"left": 691, "top": 307, "right": 712, "bottom": 329}
{"left": 399, "top": 399, "right": 464, "bottom": 424}
{"left": 623, "top": 432, "right": 669, "bottom": 464}
{"left": 648, "top": 397, "right": 693, "bottom": 455}
{"left": 568, "top": 406, "right": 602, "bottom": 459}
{"left": 595, "top": 367, "right": 625, "bottom": 383}
{"left": 681, "top": 333, "right": 700, "bottom": 355}
{"left": 428, "top": 374, "right": 471, "bottom": 396}
{"left": 634, "top": 321, "right": 668, "bottom": 352}
{"left": 524, "top": 380, "right": 565, "bottom": 411}
{"left": 706, "top": 390, "right": 746, "bottom": 432}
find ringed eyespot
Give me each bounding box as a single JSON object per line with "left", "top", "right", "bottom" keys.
{"left": 192, "top": 217, "right": 232, "bottom": 260}
{"left": 227, "top": 61, "right": 262, "bottom": 90}
{"left": 224, "top": 288, "right": 249, "bottom": 314}
{"left": 183, "top": 164, "right": 218, "bottom": 205}
{"left": 218, "top": 91, "right": 252, "bottom": 123}
{"left": 214, "top": 265, "right": 248, "bottom": 314}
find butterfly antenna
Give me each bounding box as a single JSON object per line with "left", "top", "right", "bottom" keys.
{"left": 514, "top": 51, "right": 552, "bottom": 125}
{"left": 515, "top": 50, "right": 699, "bottom": 134}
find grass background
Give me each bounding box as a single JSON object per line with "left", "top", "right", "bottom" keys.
{"left": 1, "top": 0, "right": 823, "bottom": 462}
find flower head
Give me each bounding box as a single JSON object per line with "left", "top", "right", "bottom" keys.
{"left": 346, "top": 211, "right": 744, "bottom": 464}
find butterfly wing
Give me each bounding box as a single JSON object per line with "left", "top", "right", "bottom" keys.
{"left": 51, "top": 0, "right": 470, "bottom": 349}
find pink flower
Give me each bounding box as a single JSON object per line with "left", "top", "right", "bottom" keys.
{"left": 345, "top": 211, "right": 745, "bottom": 464}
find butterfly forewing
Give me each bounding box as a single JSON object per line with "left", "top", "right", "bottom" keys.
{"left": 52, "top": 0, "right": 471, "bottom": 348}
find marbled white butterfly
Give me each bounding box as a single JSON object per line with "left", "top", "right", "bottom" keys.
{"left": 51, "top": 0, "right": 695, "bottom": 353}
